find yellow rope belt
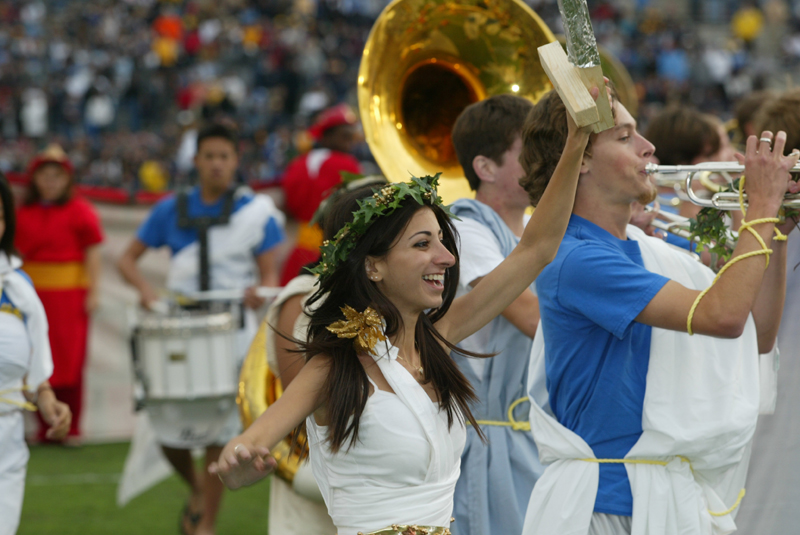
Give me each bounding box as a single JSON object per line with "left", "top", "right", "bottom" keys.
{"left": 579, "top": 457, "right": 746, "bottom": 517}
{"left": 687, "top": 175, "right": 785, "bottom": 334}
{"left": 466, "top": 396, "right": 530, "bottom": 431}
{"left": 0, "top": 386, "right": 37, "bottom": 412}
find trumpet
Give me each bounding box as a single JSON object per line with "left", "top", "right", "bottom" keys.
{"left": 646, "top": 162, "right": 800, "bottom": 210}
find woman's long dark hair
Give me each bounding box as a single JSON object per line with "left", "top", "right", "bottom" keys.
{"left": 0, "top": 173, "right": 18, "bottom": 258}
{"left": 299, "top": 188, "right": 484, "bottom": 452}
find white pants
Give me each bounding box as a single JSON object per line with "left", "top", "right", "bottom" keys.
{"left": 588, "top": 513, "right": 632, "bottom": 535}
{"left": 0, "top": 412, "right": 28, "bottom": 535}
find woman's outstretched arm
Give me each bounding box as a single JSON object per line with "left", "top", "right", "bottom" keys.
{"left": 209, "top": 354, "right": 330, "bottom": 489}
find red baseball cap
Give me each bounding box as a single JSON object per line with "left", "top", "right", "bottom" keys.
{"left": 26, "top": 144, "right": 74, "bottom": 179}
{"left": 307, "top": 104, "right": 358, "bottom": 140}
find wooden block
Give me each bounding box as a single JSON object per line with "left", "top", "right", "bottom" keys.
{"left": 579, "top": 65, "right": 615, "bottom": 133}
{"left": 538, "top": 42, "right": 598, "bottom": 128}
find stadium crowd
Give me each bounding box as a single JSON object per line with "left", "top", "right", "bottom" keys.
{"left": 0, "top": 0, "right": 793, "bottom": 194}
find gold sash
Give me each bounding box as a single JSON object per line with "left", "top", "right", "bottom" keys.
{"left": 356, "top": 523, "right": 452, "bottom": 535}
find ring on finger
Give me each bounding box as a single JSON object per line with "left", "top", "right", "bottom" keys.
{"left": 760, "top": 137, "right": 773, "bottom": 144}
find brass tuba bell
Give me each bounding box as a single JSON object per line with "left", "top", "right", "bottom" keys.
{"left": 358, "top": 0, "right": 557, "bottom": 202}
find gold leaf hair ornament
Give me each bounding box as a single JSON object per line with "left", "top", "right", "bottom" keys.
{"left": 326, "top": 305, "right": 387, "bottom": 353}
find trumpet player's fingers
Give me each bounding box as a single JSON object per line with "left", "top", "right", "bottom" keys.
{"left": 788, "top": 150, "right": 800, "bottom": 193}
{"left": 745, "top": 134, "right": 758, "bottom": 158}
{"left": 772, "top": 131, "right": 787, "bottom": 157}
{"left": 760, "top": 130, "right": 774, "bottom": 149}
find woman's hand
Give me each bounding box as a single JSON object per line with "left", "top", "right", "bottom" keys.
{"left": 208, "top": 437, "right": 277, "bottom": 490}
{"left": 37, "top": 387, "right": 72, "bottom": 440}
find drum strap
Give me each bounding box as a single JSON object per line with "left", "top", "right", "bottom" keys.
{"left": 176, "top": 187, "right": 236, "bottom": 291}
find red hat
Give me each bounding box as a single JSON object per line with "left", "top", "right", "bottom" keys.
{"left": 307, "top": 104, "right": 358, "bottom": 140}
{"left": 26, "top": 144, "right": 74, "bottom": 179}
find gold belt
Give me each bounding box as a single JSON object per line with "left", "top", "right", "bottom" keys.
{"left": 356, "top": 524, "right": 452, "bottom": 535}
{"left": 23, "top": 261, "right": 89, "bottom": 290}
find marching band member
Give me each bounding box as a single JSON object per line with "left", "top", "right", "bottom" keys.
{"left": 644, "top": 106, "right": 733, "bottom": 220}
{"left": 280, "top": 104, "right": 361, "bottom": 285}
{"left": 15, "top": 145, "right": 103, "bottom": 445}
{"left": 0, "top": 173, "right": 71, "bottom": 535}
{"left": 117, "top": 123, "right": 285, "bottom": 535}
{"left": 209, "top": 86, "right": 600, "bottom": 535}
{"left": 448, "top": 95, "right": 543, "bottom": 535}
{"left": 518, "top": 88, "right": 798, "bottom": 535}
{"left": 733, "top": 88, "right": 800, "bottom": 534}
{"left": 264, "top": 177, "right": 386, "bottom": 535}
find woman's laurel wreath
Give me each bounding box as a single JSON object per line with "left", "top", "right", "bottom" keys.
{"left": 308, "top": 174, "right": 456, "bottom": 282}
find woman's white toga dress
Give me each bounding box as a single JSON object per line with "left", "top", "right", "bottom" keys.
{"left": 306, "top": 339, "right": 467, "bottom": 535}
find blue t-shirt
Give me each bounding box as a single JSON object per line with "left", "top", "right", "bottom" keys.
{"left": 536, "top": 215, "right": 670, "bottom": 516}
{"left": 137, "top": 187, "right": 284, "bottom": 255}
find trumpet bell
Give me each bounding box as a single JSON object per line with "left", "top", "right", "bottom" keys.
{"left": 358, "top": 0, "right": 556, "bottom": 202}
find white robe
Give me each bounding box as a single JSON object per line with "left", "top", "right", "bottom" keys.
{"left": 0, "top": 255, "right": 53, "bottom": 535}
{"left": 523, "top": 225, "right": 760, "bottom": 535}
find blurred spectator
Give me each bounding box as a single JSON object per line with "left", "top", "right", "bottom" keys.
{"left": 14, "top": 144, "right": 104, "bottom": 445}
{"left": 280, "top": 104, "right": 360, "bottom": 284}
{"left": 0, "top": 0, "right": 794, "bottom": 198}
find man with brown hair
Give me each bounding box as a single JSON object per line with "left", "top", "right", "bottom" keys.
{"left": 517, "top": 89, "right": 797, "bottom": 535}
{"left": 732, "top": 87, "right": 800, "bottom": 535}
{"left": 448, "top": 94, "right": 542, "bottom": 535}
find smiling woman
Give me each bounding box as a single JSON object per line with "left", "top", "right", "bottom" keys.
{"left": 210, "top": 93, "right": 595, "bottom": 535}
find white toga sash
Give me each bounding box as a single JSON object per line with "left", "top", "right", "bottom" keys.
{"left": 167, "top": 194, "right": 285, "bottom": 293}
{"left": 522, "top": 225, "right": 760, "bottom": 535}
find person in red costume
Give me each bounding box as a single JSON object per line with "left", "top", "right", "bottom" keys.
{"left": 15, "top": 145, "right": 103, "bottom": 445}
{"left": 280, "top": 104, "right": 361, "bottom": 285}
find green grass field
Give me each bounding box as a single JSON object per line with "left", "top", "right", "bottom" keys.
{"left": 19, "top": 442, "right": 271, "bottom": 534}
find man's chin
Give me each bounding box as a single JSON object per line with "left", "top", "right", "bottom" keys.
{"left": 637, "top": 187, "right": 658, "bottom": 206}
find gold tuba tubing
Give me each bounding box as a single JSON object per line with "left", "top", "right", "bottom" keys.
{"left": 358, "top": 0, "right": 557, "bottom": 203}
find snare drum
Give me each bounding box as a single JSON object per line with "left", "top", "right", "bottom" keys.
{"left": 131, "top": 308, "right": 242, "bottom": 448}
{"left": 132, "top": 310, "right": 238, "bottom": 400}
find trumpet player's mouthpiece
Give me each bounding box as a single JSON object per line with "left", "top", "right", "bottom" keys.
{"left": 645, "top": 163, "right": 677, "bottom": 174}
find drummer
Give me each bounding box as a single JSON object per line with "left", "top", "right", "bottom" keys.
{"left": 117, "top": 122, "right": 285, "bottom": 535}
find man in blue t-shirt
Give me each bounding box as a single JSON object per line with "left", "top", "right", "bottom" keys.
{"left": 117, "top": 123, "right": 284, "bottom": 535}
{"left": 517, "top": 89, "right": 798, "bottom": 533}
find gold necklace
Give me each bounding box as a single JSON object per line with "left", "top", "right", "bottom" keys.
{"left": 396, "top": 354, "right": 423, "bottom": 375}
